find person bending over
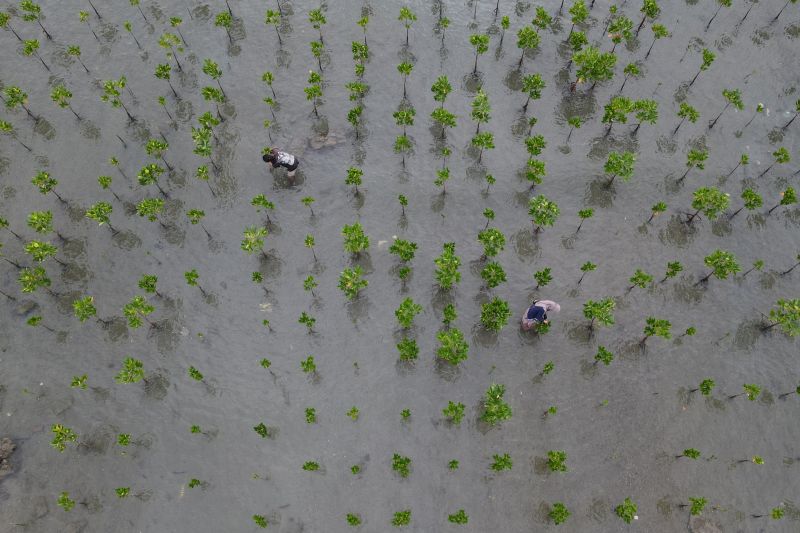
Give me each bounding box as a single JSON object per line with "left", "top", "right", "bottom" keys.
{"left": 263, "top": 148, "right": 299, "bottom": 178}
{"left": 521, "top": 300, "right": 560, "bottom": 331}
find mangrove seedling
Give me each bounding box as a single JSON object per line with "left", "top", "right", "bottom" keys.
{"left": 576, "top": 208, "right": 594, "bottom": 232}
{"left": 443, "top": 401, "right": 465, "bottom": 425}
{"left": 448, "top": 459, "right": 459, "bottom": 470}
{"left": 491, "top": 453, "right": 512, "bottom": 471}
{"left": 529, "top": 195, "right": 560, "bottom": 232}
{"left": 115, "top": 357, "right": 145, "bottom": 384}
{"left": 300, "top": 355, "right": 316, "bottom": 374}
{"left": 674, "top": 102, "right": 700, "bottom": 135}
{"left": 758, "top": 146, "right": 790, "bottom": 178}
{"left": 631, "top": 98, "right": 659, "bottom": 133}
{"left": 342, "top": 223, "right": 369, "bottom": 255}
{"left": 51, "top": 424, "right": 78, "bottom": 452}
{"left": 339, "top": 266, "right": 368, "bottom": 300}
{"left": 253, "top": 515, "right": 268, "bottom": 528}
{"left": 739, "top": 259, "right": 765, "bottom": 279}
{"left": 442, "top": 304, "right": 457, "bottom": 327}
{"left": 389, "top": 238, "right": 417, "bottom": 263}
{"left": 761, "top": 299, "right": 800, "bottom": 337}
{"left": 628, "top": 269, "right": 654, "bottom": 292}
{"left": 729, "top": 189, "right": 762, "bottom": 219}
{"left": 779, "top": 385, "right": 800, "bottom": 399}
{"left": 678, "top": 148, "right": 709, "bottom": 183}
{"left": 572, "top": 45, "right": 617, "bottom": 90}
{"left": 708, "top": 88, "right": 743, "bottom": 129}
{"left": 123, "top": 295, "right": 155, "bottom": 328}
{"left": 436, "top": 328, "right": 469, "bottom": 364}
{"left": 534, "top": 267, "right": 552, "bottom": 288}
{"left": 767, "top": 187, "right": 797, "bottom": 215}
{"left": 481, "top": 383, "right": 512, "bottom": 425}
{"left": 347, "top": 406, "right": 359, "bottom": 420}
{"left": 0, "top": 120, "right": 32, "bottom": 152}
{"left": 302, "top": 461, "right": 320, "bottom": 471}
{"left": 469, "top": 34, "right": 490, "bottom": 73}
{"left": 32, "top": 171, "right": 65, "bottom": 202}
{"left": 477, "top": 228, "right": 505, "bottom": 258}
{"left": 346, "top": 514, "right": 361, "bottom": 526}
{"left": 391, "top": 510, "right": 411, "bottom": 527}
{"left": 780, "top": 254, "right": 800, "bottom": 276}
{"left": 448, "top": 510, "right": 468, "bottom": 525}
{"left": 602, "top": 96, "right": 634, "bottom": 136}
{"left": 594, "top": 346, "right": 615, "bottom": 366}
{"left": 519, "top": 75, "right": 546, "bottom": 117}
{"left": 782, "top": 99, "right": 800, "bottom": 129}
{"left": 398, "top": 6, "right": 416, "bottom": 45}
{"left": 728, "top": 384, "right": 761, "bottom": 401}
{"left": 305, "top": 407, "right": 316, "bottom": 424}
{"left": 298, "top": 312, "right": 316, "bottom": 332}
{"left": 241, "top": 226, "right": 268, "bottom": 256}
{"left": 18, "top": 266, "right": 51, "bottom": 293}
{"left": 660, "top": 261, "right": 683, "bottom": 282}
{"left": 480, "top": 297, "right": 512, "bottom": 332}
{"left": 483, "top": 208, "right": 495, "bottom": 229}
{"left": 566, "top": 117, "right": 582, "bottom": 142}
{"left": 50, "top": 84, "right": 80, "bottom": 118}
{"left": 253, "top": 423, "right": 270, "bottom": 438}
{"left": 481, "top": 262, "right": 507, "bottom": 289}
{"left": 71, "top": 375, "right": 88, "bottom": 389}
{"left": 676, "top": 447, "right": 701, "bottom": 459}
{"left": 584, "top": 298, "right": 615, "bottom": 329}
{"left": 697, "top": 249, "right": 740, "bottom": 284}
{"left": 73, "top": 296, "right": 97, "bottom": 322}
{"left": 395, "top": 298, "right": 423, "bottom": 329}
{"left": 550, "top": 502, "right": 570, "bottom": 525}
{"left": 568, "top": 0, "right": 589, "bottom": 37}
{"left": 607, "top": 12, "right": 633, "bottom": 52}
{"left": 604, "top": 151, "right": 635, "bottom": 185}
{"left": 57, "top": 491, "right": 75, "bottom": 512}
{"left": 689, "top": 48, "right": 716, "bottom": 86}
{"left": 136, "top": 198, "right": 166, "bottom": 228}
{"left": 397, "top": 337, "right": 419, "bottom": 361}
{"left": 304, "top": 234, "right": 316, "bottom": 260}
{"left": 187, "top": 366, "right": 204, "bottom": 382}
{"left": 392, "top": 453, "right": 411, "bottom": 477}
{"left": 471, "top": 132, "right": 495, "bottom": 162}
{"left": 434, "top": 242, "right": 461, "bottom": 290}
{"left": 303, "top": 276, "right": 318, "bottom": 296}
{"left": 641, "top": 316, "right": 672, "bottom": 344}
{"left": 251, "top": 194, "right": 275, "bottom": 223}
{"left": 516, "top": 25, "right": 541, "bottom": 68}
{"left": 547, "top": 450, "right": 567, "bottom": 472}
{"left": 615, "top": 498, "right": 637, "bottom": 523}
{"left": 706, "top": 0, "right": 732, "bottom": 30}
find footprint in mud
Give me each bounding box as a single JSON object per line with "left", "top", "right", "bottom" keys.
{"left": 33, "top": 118, "right": 56, "bottom": 140}
{"left": 144, "top": 371, "right": 170, "bottom": 400}
{"left": 112, "top": 230, "right": 142, "bottom": 250}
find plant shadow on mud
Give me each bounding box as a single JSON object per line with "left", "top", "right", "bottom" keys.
{"left": 732, "top": 318, "right": 764, "bottom": 351}
{"left": 583, "top": 176, "right": 616, "bottom": 209}
{"left": 658, "top": 214, "right": 698, "bottom": 248}
{"left": 434, "top": 357, "right": 461, "bottom": 383}
{"left": 511, "top": 229, "right": 541, "bottom": 261}
{"left": 470, "top": 323, "right": 498, "bottom": 348}
{"left": 565, "top": 320, "right": 593, "bottom": 346}
{"left": 144, "top": 370, "right": 170, "bottom": 400}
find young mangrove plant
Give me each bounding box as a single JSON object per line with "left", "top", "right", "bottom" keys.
{"left": 767, "top": 187, "right": 797, "bottom": 215}
{"left": 615, "top": 498, "right": 637, "bottom": 524}
{"left": 123, "top": 296, "right": 155, "bottom": 328}
{"left": 529, "top": 195, "right": 560, "bottom": 233}
{"left": 697, "top": 249, "right": 740, "bottom": 284}
{"left": 339, "top": 266, "right": 368, "bottom": 300}
{"left": 436, "top": 328, "right": 469, "bottom": 365}
{"left": 708, "top": 88, "right": 743, "bottom": 129}
{"left": 490, "top": 453, "right": 513, "bottom": 471}
{"left": 448, "top": 509, "right": 468, "bottom": 525}
{"left": 115, "top": 356, "right": 145, "bottom": 384}
{"left": 469, "top": 34, "right": 490, "bottom": 73}
{"left": 678, "top": 148, "right": 709, "bottom": 183}
{"left": 397, "top": 337, "right": 419, "bottom": 362}
{"left": 594, "top": 346, "right": 615, "bottom": 366}
{"left": 572, "top": 45, "right": 617, "bottom": 90}
{"left": 640, "top": 316, "right": 672, "bottom": 345}
{"left": 760, "top": 299, "right": 800, "bottom": 336}
{"left": 689, "top": 48, "right": 715, "bottom": 87}
{"left": 550, "top": 502, "right": 570, "bottom": 525}
{"left": 516, "top": 25, "right": 541, "bottom": 68}
{"left": 577, "top": 262, "right": 596, "bottom": 285}
{"left": 729, "top": 188, "right": 762, "bottom": 220}
{"left": 443, "top": 401, "right": 465, "bottom": 425}
{"left": 584, "top": 298, "right": 615, "bottom": 329}
{"left": 395, "top": 297, "right": 423, "bottom": 329}
{"left": 392, "top": 453, "right": 411, "bottom": 478}
{"left": 604, "top": 151, "right": 635, "bottom": 185}
{"left": 602, "top": 96, "right": 634, "bottom": 136}
{"left": 705, "top": 0, "right": 732, "bottom": 31}
{"left": 391, "top": 510, "right": 411, "bottom": 527}
{"left": 480, "top": 297, "right": 512, "bottom": 332}
{"left": 481, "top": 383, "right": 512, "bottom": 425}
{"left": 481, "top": 262, "right": 507, "bottom": 289}
{"left": 434, "top": 242, "right": 461, "bottom": 290}
{"left": 547, "top": 450, "right": 568, "bottom": 472}
{"left": 728, "top": 384, "right": 761, "bottom": 401}
{"left": 51, "top": 424, "right": 78, "bottom": 452}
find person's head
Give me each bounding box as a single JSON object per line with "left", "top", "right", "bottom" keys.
{"left": 262, "top": 152, "right": 275, "bottom": 164}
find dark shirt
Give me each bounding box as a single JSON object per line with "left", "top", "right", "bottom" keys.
{"left": 526, "top": 305, "right": 546, "bottom": 322}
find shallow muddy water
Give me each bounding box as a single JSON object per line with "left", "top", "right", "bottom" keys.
{"left": 1, "top": 0, "right": 799, "bottom": 531}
